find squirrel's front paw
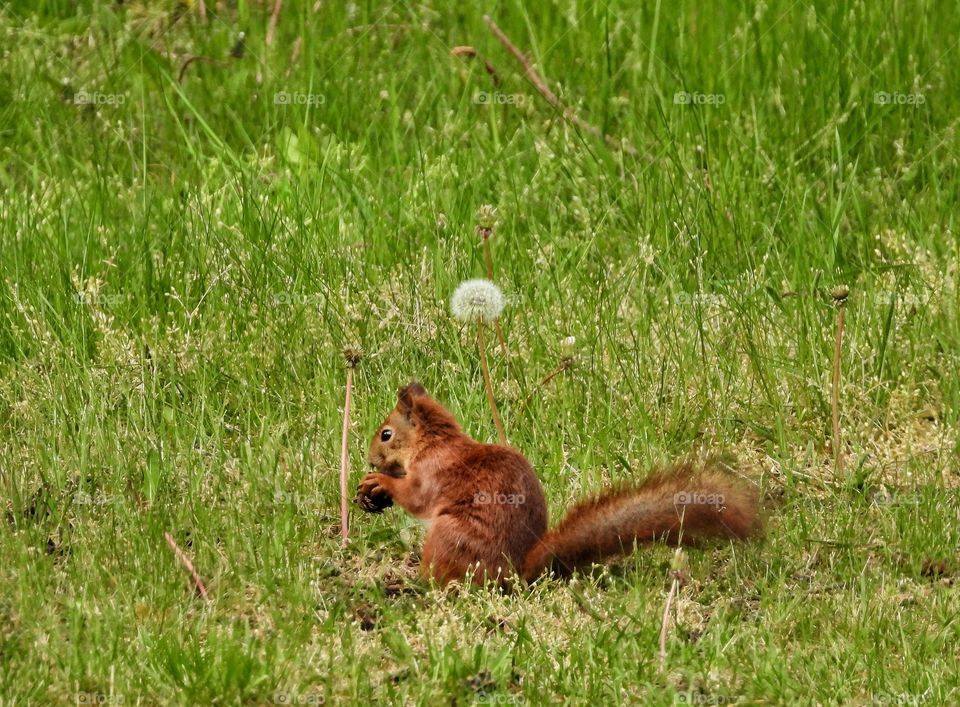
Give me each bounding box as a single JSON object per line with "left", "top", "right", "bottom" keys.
{"left": 356, "top": 473, "right": 393, "bottom": 513}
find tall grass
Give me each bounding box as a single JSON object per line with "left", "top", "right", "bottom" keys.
{"left": 1, "top": 1, "right": 957, "bottom": 703}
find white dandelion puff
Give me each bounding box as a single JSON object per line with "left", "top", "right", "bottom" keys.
{"left": 451, "top": 279, "right": 505, "bottom": 323}
{"left": 450, "top": 278, "right": 508, "bottom": 443}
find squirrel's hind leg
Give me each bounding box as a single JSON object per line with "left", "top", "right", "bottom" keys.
{"left": 421, "top": 517, "right": 514, "bottom": 587}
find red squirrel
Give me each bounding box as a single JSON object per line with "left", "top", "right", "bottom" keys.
{"left": 356, "top": 382, "right": 758, "bottom": 586}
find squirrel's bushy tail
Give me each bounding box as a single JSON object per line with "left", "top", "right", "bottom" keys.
{"left": 521, "top": 463, "right": 759, "bottom": 581}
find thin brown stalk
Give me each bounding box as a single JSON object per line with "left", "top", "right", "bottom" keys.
{"left": 164, "top": 532, "right": 209, "bottom": 601}
{"left": 287, "top": 36, "right": 303, "bottom": 75}
{"left": 340, "top": 368, "right": 354, "bottom": 546}
{"left": 482, "top": 237, "right": 494, "bottom": 282}
{"left": 178, "top": 55, "right": 223, "bottom": 83}
{"left": 658, "top": 573, "right": 679, "bottom": 671}
{"left": 480, "top": 238, "right": 508, "bottom": 356}
{"left": 451, "top": 45, "right": 501, "bottom": 85}
{"left": 518, "top": 358, "right": 573, "bottom": 412}
{"left": 478, "top": 322, "right": 506, "bottom": 444}
{"left": 341, "top": 349, "right": 361, "bottom": 546}
{"left": 266, "top": 0, "right": 284, "bottom": 47}
{"left": 483, "top": 16, "right": 637, "bottom": 156}
{"left": 493, "top": 313, "right": 507, "bottom": 357}
{"left": 832, "top": 306, "right": 846, "bottom": 476}
{"left": 659, "top": 532, "right": 688, "bottom": 671}
{"left": 830, "top": 285, "right": 849, "bottom": 477}
{"left": 538, "top": 359, "right": 572, "bottom": 388}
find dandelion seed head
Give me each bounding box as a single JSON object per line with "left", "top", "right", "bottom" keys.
{"left": 451, "top": 279, "right": 505, "bottom": 323}
{"left": 476, "top": 204, "right": 498, "bottom": 230}
{"left": 831, "top": 285, "right": 850, "bottom": 305}
{"left": 342, "top": 347, "right": 363, "bottom": 368}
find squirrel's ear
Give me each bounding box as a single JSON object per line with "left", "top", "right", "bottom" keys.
{"left": 397, "top": 381, "right": 428, "bottom": 420}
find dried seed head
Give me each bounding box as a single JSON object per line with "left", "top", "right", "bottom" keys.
{"left": 831, "top": 285, "right": 850, "bottom": 306}
{"left": 476, "top": 204, "right": 498, "bottom": 231}
{"left": 342, "top": 347, "right": 363, "bottom": 368}
{"left": 559, "top": 336, "right": 577, "bottom": 366}
{"left": 451, "top": 279, "right": 505, "bottom": 323}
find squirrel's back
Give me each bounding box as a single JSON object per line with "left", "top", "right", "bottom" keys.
{"left": 431, "top": 441, "right": 548, "bottom": 574}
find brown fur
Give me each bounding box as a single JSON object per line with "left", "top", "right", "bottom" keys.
{"left": 357, "top": 383, "right": 759, "bottom": 587}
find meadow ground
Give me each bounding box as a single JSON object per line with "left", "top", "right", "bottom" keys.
{"left": 1, "top": 1, "right": 959, "bottom": 704}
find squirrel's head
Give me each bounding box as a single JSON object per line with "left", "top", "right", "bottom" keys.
{"left": 368, "top": 381, "right": 461, "bottom": 475}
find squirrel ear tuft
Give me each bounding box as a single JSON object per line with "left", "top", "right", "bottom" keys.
{"left": 397, "top": 381, "right": 428, "bottom": 419}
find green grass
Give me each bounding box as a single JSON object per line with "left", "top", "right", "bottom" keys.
{"left": 1, "top": 0, "right": 959, "bottom": 703}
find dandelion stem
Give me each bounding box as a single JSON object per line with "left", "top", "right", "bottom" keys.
{"left": 478, "top": 322, "right": 506, "bottom": 444}
{"left": 482, "top": 236, "right": 494, "bottom": 280}
{"left": 494, "top": 317, "right": 508, "bottom": 357}
{"left": 831, "top": 306, "right": 845, "bottom": 477}
{"left": 480, "top": 237, "right": 508, "bottom": 357}
{"left": 340, "top": 366, "right": 354, "bottom": 546}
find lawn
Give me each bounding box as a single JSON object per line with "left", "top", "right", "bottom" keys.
{"left": 1, "top": 0, "right": 958, "bottom": 704}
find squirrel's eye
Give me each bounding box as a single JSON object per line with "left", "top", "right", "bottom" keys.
{"left": 380, "top": 429, "right": 393, "bottom": 442}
